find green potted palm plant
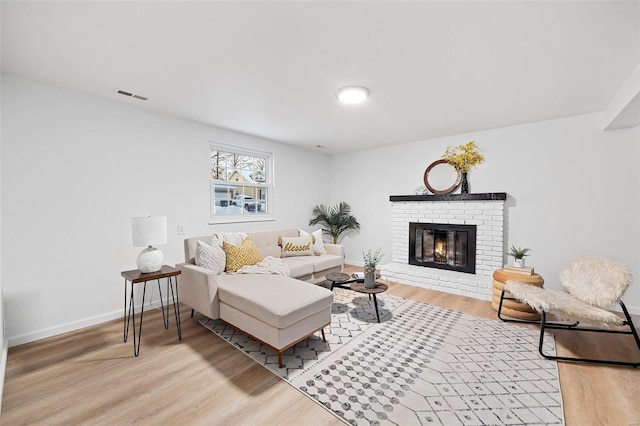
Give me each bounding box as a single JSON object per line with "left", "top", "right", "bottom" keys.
{"left": 508, "top": 245, "right": 531, "bottom": 267}
{"left": 309, "top": 202, "right": 360, "bottom": 244}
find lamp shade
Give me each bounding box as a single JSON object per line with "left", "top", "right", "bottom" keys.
{"left": 132, "top": 216, "right": 167, "bottom": 247}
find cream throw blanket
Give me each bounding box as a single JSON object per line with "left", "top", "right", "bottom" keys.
{"left": 235, "top": 256, "right": 291, "bottom": 277}
{"left": 214, "top": 232, "right": 290, "bottom": 276}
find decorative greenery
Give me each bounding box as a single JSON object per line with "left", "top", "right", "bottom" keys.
{"left": 309, "top": 202, "right": 360, "bottom": 244}
{"left": 363, "top": 248, "right": 384, "bottom": 272}
{"left": 508, "top": 245, "right": 531, "bottom": 260}
{"left": 442, "top": 140, "right": 485, "bottom": 173}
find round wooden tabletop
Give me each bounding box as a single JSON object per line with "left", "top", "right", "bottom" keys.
{"left": 493, "top": 269, "right": 544, "bottom": 285}
{"left": 350, "top": 282, "right": 388, "bottom": 294}
{"left": 492, "top": 268, "right": 544, "bottom": 320}
{"left": 326, "top": 272, "right": 351, "bottom": 283}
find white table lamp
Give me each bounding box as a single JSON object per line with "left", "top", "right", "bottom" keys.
{"left": 132, "top": 216, "right": 167, "bottom": 273}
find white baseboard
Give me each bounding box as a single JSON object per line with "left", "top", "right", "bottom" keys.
{"left": 8, "top": 298, "right": 174, "bottom": 348}
{"left": 6, "top": 283, "right": 640, "bottom": 348}
{"left": 349, "top": 261, "right": 640, "bottom": 316}
{"left": 0, "top": 337, "right": 8, "bottom": 413}
{"left": 624, "top": 304, "right": 640, "bottom": 316}
{"left": 345, "top": 259, "right": 363, "bottom": 268}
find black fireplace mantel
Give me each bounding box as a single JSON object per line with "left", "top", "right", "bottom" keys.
{"left": 390, "top": 193, "right": 507, "bottom": 202}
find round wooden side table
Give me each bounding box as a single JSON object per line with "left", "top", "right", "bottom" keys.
{"left": 350, "top": 282, "right": 388, "bottom": 323}
{"left": 326, "top": 272, "right": 353, "bottom": 290}
{"left": 491, "top": 269, "right": 544, "bottom": 320}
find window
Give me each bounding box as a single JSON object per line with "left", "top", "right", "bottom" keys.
{"left": 210, "top": 142, "right": 273, "bottom": 223}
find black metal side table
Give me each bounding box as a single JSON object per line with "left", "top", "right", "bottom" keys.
{"left": 121, "top": 265, "right": 182, "bottom": 356}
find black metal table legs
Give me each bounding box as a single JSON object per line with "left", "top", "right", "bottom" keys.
{"left": 372, "top": 294, "right": 381, "bottom": 323}
{"left": 123, "top": 275, "right": 181, "bottom": 356}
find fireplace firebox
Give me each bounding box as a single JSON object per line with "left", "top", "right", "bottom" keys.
{"left": 409, "top": 222, "right": 476, "bottom": 274}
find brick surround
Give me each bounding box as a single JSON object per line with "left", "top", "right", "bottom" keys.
{"left": 381, "top": 193, "right": 506, "bottom": 300}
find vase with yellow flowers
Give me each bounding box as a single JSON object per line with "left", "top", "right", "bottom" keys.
{"left": 441, "top": 140, "right": 485, "bottom": 194}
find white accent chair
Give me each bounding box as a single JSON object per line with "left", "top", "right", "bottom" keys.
{"left": 498, "top": 257, "right": 640, "bottom": 367}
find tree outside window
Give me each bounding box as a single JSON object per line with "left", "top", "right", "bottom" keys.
{"left": 210, "top": 143, "right": 273, "bottom": 222}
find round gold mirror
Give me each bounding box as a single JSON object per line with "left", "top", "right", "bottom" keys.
{"left": 423, "top": 159, "right": 462, "bottom": 195}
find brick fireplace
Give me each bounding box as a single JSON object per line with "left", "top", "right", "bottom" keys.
{"left": 381, "top": 193, "right": 506, "bottom": 300}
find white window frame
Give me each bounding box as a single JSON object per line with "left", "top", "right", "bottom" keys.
{"left": 209, "top": 142, "right": 275, "bottom": 224}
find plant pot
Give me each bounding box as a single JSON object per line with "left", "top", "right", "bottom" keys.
{"left": 514, "top": 258, "right": 526, "bottom": 268}
{"left": 364, "top": 269, "right": 377, "bottom": 289}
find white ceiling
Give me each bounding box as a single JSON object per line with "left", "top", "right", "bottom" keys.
{"left": 2, "top": 1, "right": 638, "bottom": 154}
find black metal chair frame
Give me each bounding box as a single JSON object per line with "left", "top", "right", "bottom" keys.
{"left": 498, "top": 288, "right": 640, "bottom": 368}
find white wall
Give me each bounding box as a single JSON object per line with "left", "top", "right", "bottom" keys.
{"left": 0, "top": 71, "right": 6, "bottom": 410}
{"left": 331, "top": 114, "right": 640, "bottom": 313}
{"left": 3, "top": 73, "right": 639, "bottom": 347}
{"left": 1, "top": 74, "right": 331, "bottom": 346}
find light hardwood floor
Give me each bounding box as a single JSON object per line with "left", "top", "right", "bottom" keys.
{"left": 2, "top": 265, "right": 639, "bottom": 425}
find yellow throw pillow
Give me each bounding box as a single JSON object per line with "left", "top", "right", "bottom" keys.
{"left": 222, "top": 238, "right": 263, "bottom": 272}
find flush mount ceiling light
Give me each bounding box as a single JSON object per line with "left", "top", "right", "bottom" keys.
{"left": 336, "top": 86, "right": 369, "bottom": 104}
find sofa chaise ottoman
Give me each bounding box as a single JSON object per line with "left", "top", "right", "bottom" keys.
{"left": 177, "top": 228, "right": 342, "bottom": 367}
{"left": 217, "top": 274, "right": 333, "bottom": 368}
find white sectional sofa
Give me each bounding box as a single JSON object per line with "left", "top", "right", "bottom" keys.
{"left": 177, "top": 228, "right": 343, "bottom": 367}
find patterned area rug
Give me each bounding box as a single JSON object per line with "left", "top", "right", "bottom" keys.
{"left": 200, "top": 288, "right": 564, "bottom": 425}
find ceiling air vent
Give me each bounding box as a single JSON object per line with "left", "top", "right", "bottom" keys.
{"left": 116, "top": 89, "right": 148, "bottom": 101}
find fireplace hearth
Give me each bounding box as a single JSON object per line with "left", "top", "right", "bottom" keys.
{"left": 384, "top": 192, "right": 506, "bottom": 300}
{"left": 409, "top": 222, "right": 476, "bottom": 274}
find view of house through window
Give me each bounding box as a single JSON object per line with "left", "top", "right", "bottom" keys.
{"left": 210, "top": 143, "right": 272, "bottom": 219}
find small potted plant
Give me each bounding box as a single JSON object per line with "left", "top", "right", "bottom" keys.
{"left": 363, "top": 248, "right": 383, "bottom": 288}
{"left": 509, "top": 245, "right": 531, "bottom": 267}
